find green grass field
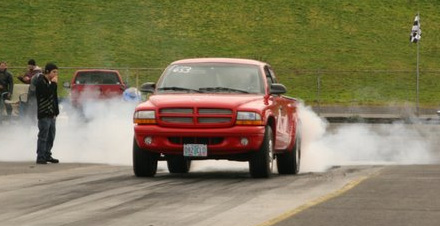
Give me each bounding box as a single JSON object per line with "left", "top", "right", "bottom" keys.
{"left": 1, "top": 0, "right": 439, "bottom": 106}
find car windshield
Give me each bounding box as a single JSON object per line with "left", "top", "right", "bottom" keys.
{"left": 156, "top": 63, "right": 264, "bottom": 94}
{"left": 74, "top": 72, "right": 121, "bottom": 85}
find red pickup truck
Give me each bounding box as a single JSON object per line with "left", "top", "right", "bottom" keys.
{"left": 64, "top": 69, "right": 126, "bottom": 107}
{"left": 133, "top": 58, "right": 301, "bottom": 178}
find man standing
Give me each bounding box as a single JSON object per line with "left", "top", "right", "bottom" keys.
{"left": 35, "top": 63, "right": 60, "bottom": 164}
{"left": 0, "top": 61, "right": 14, "bottom": 118}
{"left": 26, "top": 62, "right": 43, "bottom": 121}
{"left": 18, "top": 59, "right": 42, "bottom": 84}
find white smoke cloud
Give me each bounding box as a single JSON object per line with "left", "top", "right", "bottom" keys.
{"left": 55, "top": 98, "right": 136, "bottom": 165}
{"left": 0, "top": 98, "right": 136, "bottom": 165}
{"left": 0, "top": 122, "right": 38, "bottom": 161}
{"left": 298, "top": 102, "right": 438, "bottom": 172}
{"left": 0, "top": 100, "right": 437, "bottom": 174}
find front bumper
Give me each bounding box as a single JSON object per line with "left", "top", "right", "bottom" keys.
{"left": 134, "top": 125, "right": 265, "bottom": 156}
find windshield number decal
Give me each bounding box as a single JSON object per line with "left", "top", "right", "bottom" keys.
{"left": 172, "top": 66, "right": 192, "bottom": 74}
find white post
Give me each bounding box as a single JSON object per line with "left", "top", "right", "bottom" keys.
{"left": 416, "top": 39, "right": 420, "bottom": 116}
{"left": 317, "top": 70, "right": 321, "bottom": 116}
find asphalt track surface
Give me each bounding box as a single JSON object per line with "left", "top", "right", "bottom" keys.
{"left": 0, "top": 162, "right": 382, "bottom": 226}
{"left": 2, "top": 163, "right": 440, "bottom": 226}
{"left": 267, "top": 165, "right": 440, "bottom": 226}
{"left": 1, "top": 121, "right": 440, "bottom": 226}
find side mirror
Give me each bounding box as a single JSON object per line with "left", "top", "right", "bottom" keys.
{"left": 140, "top": 82, "right": 156, "bottom": 93}
{"left": 437, "top": 110, "right": 440, "bottom": 116}
{"left": 63, "top": 81, "right": 71, "bottom": 89}
{"left": 270, "top": 83, "right": 287, "bottom": 95}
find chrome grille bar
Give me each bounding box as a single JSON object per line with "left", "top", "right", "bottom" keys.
{"left": 198, "top": 108, "right": 232, "bottom": 114}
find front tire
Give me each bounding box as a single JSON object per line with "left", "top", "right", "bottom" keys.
{"left": 167, "top": 155, "right": 191, "bottom": 173}
{"left": 249, "top": 126, "right": 274, "bottom": 178}
{"left": 133, "top": 138, "right": 158, "bottom": 177}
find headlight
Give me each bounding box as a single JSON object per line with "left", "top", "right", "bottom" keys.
{"left": 236, "top": 111, "right": 264, "bottom": 125}
{"left": 134, "top": 110, "right": 156, "bottom": 124}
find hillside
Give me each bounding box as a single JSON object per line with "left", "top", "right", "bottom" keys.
{"left": 1, "top": 0, "right": 439, "bottom": 105}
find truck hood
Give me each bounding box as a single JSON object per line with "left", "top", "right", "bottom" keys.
{"left": 144, "top": 94, "right": 265, "bottom": 110}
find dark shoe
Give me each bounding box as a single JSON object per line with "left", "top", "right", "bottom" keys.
{"left": 36, "top": 158, "right": 47, "bottom": 164}
{"left": 46, "top": 157, "right": 59, "bottom": 164}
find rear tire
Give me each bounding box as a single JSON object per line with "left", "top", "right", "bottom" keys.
{"left": 167, "top": 155, "right": 191, "bottom": 173}
{"left": 133, "top": 138, "right": 158, "bottom": 177}
{"left": 249, "top": 126, "right": 274, "bottom": 178}
{"left": 277, "top": 124, "right": 301, "bottom": 175}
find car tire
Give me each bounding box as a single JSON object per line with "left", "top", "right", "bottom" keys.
{"left": 249, "top": 126, "right": 274, "bottom": 178}
{"left": 133, "top": 138, "right": 158, "bottom": 177}
{"left": 277, "top": 126, "right": 301, "bottom": 175}
{"left": 167, "top": 155, "right": 191, "bottom": 173}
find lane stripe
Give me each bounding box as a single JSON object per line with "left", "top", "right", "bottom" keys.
{"left": 256, "top": 175, "right": 373, "bottom": 226}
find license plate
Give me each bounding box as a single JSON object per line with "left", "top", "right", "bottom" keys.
{"left": 183, "top": 144, "right": 208, "bottom": 157}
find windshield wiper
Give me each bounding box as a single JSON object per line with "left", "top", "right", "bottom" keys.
{"left": 157, "top": 87, "right": 202, "bottom": 93}
{"left": 199, "top": 87, "right": 249, "bottom": 93}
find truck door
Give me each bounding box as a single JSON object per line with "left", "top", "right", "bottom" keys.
{"left": 265, "top": 66, "right": 290, "bottom": 150}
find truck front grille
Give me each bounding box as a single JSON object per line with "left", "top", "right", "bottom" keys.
{"left": 161, "top": 117, "right": 193, "bottom": 123}
{"left": 197, "top": 117, "right": 231, "bottom": 123}
{"left": 198, "top": 108, "right": 232, "bottom": 114}
{"left": 160, "top": 108, "right": 193, "bottom": 114}
{"left": 158, "top": 107, "right": 233, "bottom": 127}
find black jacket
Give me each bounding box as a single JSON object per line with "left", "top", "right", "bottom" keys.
{"left": 35, "top": 74, "right": 59, "bottom": 119}
{"left": 0, "top": 69, "right": 13, "bottom": 95}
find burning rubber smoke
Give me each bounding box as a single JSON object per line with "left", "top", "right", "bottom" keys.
{"left": 299, "top": 103, "right": 438, "bottom": 172}
{"left": 0, "top": 100, "right": 438, "bottom": 173}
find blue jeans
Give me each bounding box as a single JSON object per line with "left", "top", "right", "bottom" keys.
{"left": 37, "top": 117, "right": 56, "bottom": 159}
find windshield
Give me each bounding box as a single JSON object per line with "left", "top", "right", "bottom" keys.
{"left": 156, "top": 63, "right": 264, "bottom": 94}
{"left": 74, "top": 72, "right": 121, "bottom": 85}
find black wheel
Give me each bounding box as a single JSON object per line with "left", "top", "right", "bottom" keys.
{"left": 277, "top": 127, "right": 301, "bottom": 175}
{"left": 167, "top": 155, "right": 191, "bottom": 173}
{"left": 249, "top": 126, "right": 274, "bottom": 178}
{"left": 133, "top": 138, "right": 158, "bottom": 177}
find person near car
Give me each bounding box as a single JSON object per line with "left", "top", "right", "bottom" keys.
{"left": 18, "top": 59, "right": 42, "bottom": 84}
{"left": 0, "top": 61, "right": 14, "bottom": 117}
{"left": 26, "top": 65, "right": 43, "bottom": 121}
{"left": 35, "top": 63, "right": 60, "bottom": 164}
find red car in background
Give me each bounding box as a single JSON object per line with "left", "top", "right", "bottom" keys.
{"left": 64, "top": 69, "right": 126, "bottom": 107}
{"left": 133, "top": 58, "right": 302, "bottom": 178}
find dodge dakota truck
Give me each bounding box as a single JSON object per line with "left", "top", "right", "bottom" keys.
{"left": 63, "top": 69, "right": 126, "bottom": 107}
{"left": 133, "top": 58, "right": 301, "bottom": 178}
